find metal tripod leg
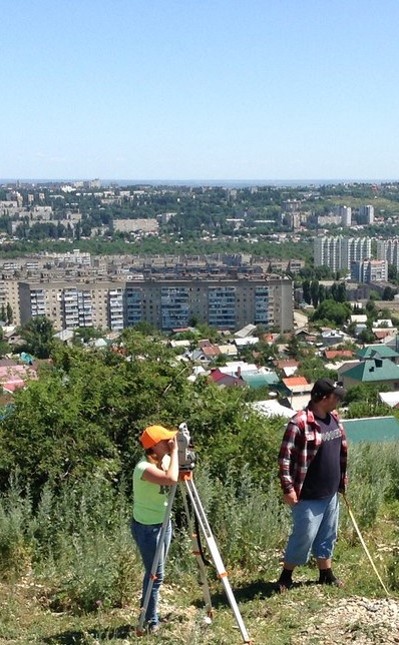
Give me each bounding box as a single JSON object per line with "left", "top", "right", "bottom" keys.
{"left": 183, "top": 475, "right": 252, "bottom": 644}
{"left": 179, "top": 479, "right": 213, "bottom": 618}
{"left": 136, "top": 483, "right": 177, "bottom": 635}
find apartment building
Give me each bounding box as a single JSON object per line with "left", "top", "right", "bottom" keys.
{"left": 377, "top": 239, "right": 399, "bottom": 271}
{"left": 314, "top": 236, "right": 372, "bottom": 272}
{"left": 0, "top": 279, "right": 20, "bottom": 324}
{"left": 351, "top": 259, "right": 388, "bottom": 283}
{"left": 358, "top": 204, "right": 375, "bottom": 225}
{"left": 16, "top": 275, "right": 293, "bottom": 333}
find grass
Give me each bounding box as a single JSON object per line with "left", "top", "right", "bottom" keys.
{"left": 1, "top": 443, "right": 399, "bottom": 643}
{"left": 0, "top": 505, "right": 397, "bottom": 645}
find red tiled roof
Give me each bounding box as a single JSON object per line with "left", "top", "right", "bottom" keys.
{"left": 202, "top": 345, "right": 221, "bottom": 358}
{"left": 324, "top": 350, "right": 354, "bottom": 360}
{"left": 282, "top": 376, "right": 309, "bottom": 387}
{"left": 275, "top": 359, "right": 300, "bottom": 369}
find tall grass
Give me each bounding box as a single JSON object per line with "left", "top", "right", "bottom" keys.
{"left": 0, "top": 442, "right": 398, "bottom": 612}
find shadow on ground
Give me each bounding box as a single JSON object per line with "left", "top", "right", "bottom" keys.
{"left": 193, "top": 577, "right": 318, "bottom": 608}
{"left": 42, "top": 581, "right": 320, "bottom": 643}
{"left": 42, "top": 624, "right": 134, "bottom": 644}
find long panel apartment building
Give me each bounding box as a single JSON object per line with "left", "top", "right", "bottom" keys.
{"left": 377, "top": 239, "right": 399, "bottom": 270}
{"left": 314, "top": 236, "right": 372, "bottom": 272}
{"left": 15, "top": 276, "right": 293, "bottom": 333}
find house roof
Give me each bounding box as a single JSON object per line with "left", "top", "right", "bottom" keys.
{"left": 217, "top": 344, "right": 238, "bottom": 356}
{"left": 282, "top": 376, "right": 311, "bottom": 393}
{"left": 275, "top": 359, "right": 299, "bottom": 369}
{"left": 373, "top": 330, "right": 394, "bottom": 341}
{"left": 343, "top": 358, "right": 399, "bottom": 383}
{"left": 209, "top": 369, "right": 245, "bottom": 387}
{"left": 324, "top": 349, "right": 354, "bottom": 360}
{"left": 234, "top": 323, "right": 257, "bottom": 338}
{"left": 201, "top": 345, "right": 221, "bottom": 358}
{"left": 242, "top": 371, "right": 280, "bottom": 389}
{"left": 251, "top": 399, "right": 294, "bottom": 419}
{"left": 379, "top": 391, "right": 399, "bottom": 407}
{"left": 343, "top": 416, "right": 399, "bottom": 443}
{"left": 357, "top": 345, "right": 399, "bottom": 360}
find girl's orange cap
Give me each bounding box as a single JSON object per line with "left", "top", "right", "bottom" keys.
{"left": 140, "top": 425, "right": 177, "bottom": 449}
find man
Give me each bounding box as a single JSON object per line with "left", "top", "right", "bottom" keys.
{"left": 277, "top": 378, "right": 348, "bottom": 591}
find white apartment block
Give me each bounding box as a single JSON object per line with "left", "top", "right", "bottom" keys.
{"left": 113, "top": 218, "right": 159, "bottom": 234}
{"left": 15, "top": 276, "right": 293, "bottom": 333}
{"left": 314, "top": 236, "right": 372, "bottom": 272}
{"left": 377, "top": 239, "right": 399, "bottom": 270}
{"left": 338, "top": 205, "right": 352, "bottom": 227}
{"left": 351, "top": 259, "right": 388, "bottom": 283}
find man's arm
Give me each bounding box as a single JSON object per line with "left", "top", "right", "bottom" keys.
{"left": 278, "top": 421, "right": 299, "bottom": 504}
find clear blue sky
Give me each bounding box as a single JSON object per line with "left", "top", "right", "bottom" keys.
{"left": 1, "top": 0, "right": 399, "bottom": 182}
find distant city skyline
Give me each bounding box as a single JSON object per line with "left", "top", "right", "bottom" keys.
{"left": 1, "top": 178, "right": 396, "bottom": 189}
{"left": 2, "top": 1, "right": 399, "bottom": 181}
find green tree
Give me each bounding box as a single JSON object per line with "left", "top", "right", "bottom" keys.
{"left": 382, "top": 286, "right": 397, "bottom": 301}
{"left": 312, "top": 299, "right": 351, "bottom": 326}
{"left": 6, "top": 303, "right": 13, "bottom": 324}
{"left": 310, "top": 280, "right": 320, "bottom": 307}
{"left": 19, "top": 316, "right": 55, "bottom": 358}
{"left": 302, "top": 279, "right": 311, "bottom": 305}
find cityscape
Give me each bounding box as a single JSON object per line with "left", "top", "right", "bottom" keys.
{"left": 3, "top": 1, "right": 399, "bottom": 641}
{"left": 1, "top": 179, "right": 399, "bottom": 334}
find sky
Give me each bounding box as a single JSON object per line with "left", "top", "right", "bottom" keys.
{"left": 1, "top": 0, "right": 399, "bottom": 182}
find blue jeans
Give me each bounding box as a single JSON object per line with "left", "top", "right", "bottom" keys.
{"left": 131, "top": 519, "right": 172, "bottom": 626}
{"left": 284, "top": 493, "right": 339, "bottom": 566}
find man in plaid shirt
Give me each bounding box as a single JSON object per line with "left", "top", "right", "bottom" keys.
{"left": 277, "top": 378, "right": 348, "bottom": 591}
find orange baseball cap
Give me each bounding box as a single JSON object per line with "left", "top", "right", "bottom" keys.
{"left": 140, "top": 425, "right": 177, "bottom": 449}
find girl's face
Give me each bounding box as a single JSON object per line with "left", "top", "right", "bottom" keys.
{"left": 151, "top": 439, "right": 171, "bottom": 459}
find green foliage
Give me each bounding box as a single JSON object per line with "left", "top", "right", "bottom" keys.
{"left": 312, "top": 299, "right": 351, "bottom": 326}
{"left": 18, "top": 315, "right": 55, "bottom": 358}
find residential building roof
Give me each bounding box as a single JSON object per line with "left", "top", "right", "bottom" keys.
{"left": 357, "top": 345, "right": 399, "bottom": 360}
{"left": 379, "top": 391, "right": 399, "bottom": 407}
{"left": 275, "top": 359, "right": 299, "bottom": 369}
{"left": 343, "top": 416, "right": 399, "bottom": 443}
{"left": 251, "top": 399, "right": 294, "bottom": 419}
{"left": 324, "top": 349, "right": 354, "bottom": 360}
{"left": 234, "top": 323, "right": 257, "bottom": 338}
{"left": 242, "top": 371, "right": 280, "bottom": 389}
{"left": 282, "top": 376, "right": 311, "bottom": 393}
{"left": 208, "top": 369, "right": 245, "bottom": 387}
{"left": 342, "top": 358, "right": 399, "bottom": 383}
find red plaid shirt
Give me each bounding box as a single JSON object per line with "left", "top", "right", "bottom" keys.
{"left": 278, "top": 406, "right": 348, "bottom": 498}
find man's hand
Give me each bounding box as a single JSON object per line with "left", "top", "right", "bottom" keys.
{"left": 283, "top": 491, "right": 298, "bottom": 507}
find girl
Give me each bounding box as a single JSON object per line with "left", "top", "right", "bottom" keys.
{"left": 131, "top": 424, "right": 179, "bottom": 632}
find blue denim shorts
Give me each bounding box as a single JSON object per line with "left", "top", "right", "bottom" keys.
{"left": 284, "top": 493, "right": 339, "bottom": 566}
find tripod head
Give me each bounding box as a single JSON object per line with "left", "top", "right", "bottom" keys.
{"left": 177, "top": 422, "right": 196, "bottom": 471}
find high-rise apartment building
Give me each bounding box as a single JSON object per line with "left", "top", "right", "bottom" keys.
{"left": 377, "top": 239, "right": 399, "bottom": 271}
{"left": 358, "top": 205, "right": 375, "bottom": 225}
{"left": 14, "top": 276, "right": 293, "bottom": 333}
{"left": 314, "top": 236, "right": 372, "bottom": 272}
{"left": 338, "top": 205, "right": 352, "bottom": 227}
{"left": 351, "top": 259, "right": 388, "bottom": 283}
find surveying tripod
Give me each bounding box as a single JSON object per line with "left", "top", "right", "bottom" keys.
{"left": 136, "top": 469, "right": 252, "bottom": 643}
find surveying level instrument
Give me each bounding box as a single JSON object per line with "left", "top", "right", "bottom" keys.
{"left": 136, "top": 424, "right": 252, "bottom": 643}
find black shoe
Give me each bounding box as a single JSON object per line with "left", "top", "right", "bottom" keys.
{"left": 275, "top": 578, "right": 293, "bottom": 593}
{"left": 318, "top": 575, "right": 344, "bottom": 587}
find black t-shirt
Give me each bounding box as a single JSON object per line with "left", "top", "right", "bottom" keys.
{"left": 300, "top": 413, "right": 342, "bottom": 500}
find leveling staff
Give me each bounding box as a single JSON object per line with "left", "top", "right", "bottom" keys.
{"left": 277, "top": 378, "right": 348, "bottom": 591}
{"left": 131, "top": 425, "right": 179, "bottom": 633}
